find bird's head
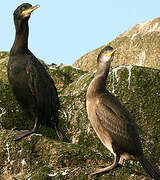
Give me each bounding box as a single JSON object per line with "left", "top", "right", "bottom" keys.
{"left": 14, "top": 3, "right": 40, "bottom": 20}
{"left": 97, "top": 46, "right": 116, "bottom": 64}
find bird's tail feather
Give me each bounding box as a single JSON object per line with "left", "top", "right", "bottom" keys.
{"left": 139, "top": 155, "right": 160, "bottom": 180}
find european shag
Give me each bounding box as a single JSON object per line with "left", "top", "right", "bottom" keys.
{"left": 86, "top": 46, "right": 160, "bottom": 179}
{"left": 8, "top": 3, "right": 69, "bottom": 142}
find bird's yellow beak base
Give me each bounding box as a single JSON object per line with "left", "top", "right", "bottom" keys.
{"left": 22, "top": 5, "right": 40, "bottom": 17}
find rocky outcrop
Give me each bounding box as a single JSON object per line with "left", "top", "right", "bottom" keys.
{"left": 73, "top": 18, "right": 160, "bottom": 71}
{"left": 0, "top": 51, "right": 160, "bottom": 179}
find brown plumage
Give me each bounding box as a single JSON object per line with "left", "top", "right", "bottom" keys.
{"left": 86, "top": 46, "right": 160, "bottom": 179}
{"left": 8, "top": 3, "right": 69, "bottom": 142}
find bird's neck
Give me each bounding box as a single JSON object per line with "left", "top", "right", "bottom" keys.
{"left": 11, "top": 20, "right": 29, "bottom": 54}
{"left": 87, "top": 61, "right": 111, "bottom": 98}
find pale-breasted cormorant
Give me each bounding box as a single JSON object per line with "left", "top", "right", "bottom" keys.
{"left": 8, "top": 3, "right": 69, "bottom": 142}
{"left": 86, "top": 46, "right": 160, "bottom": 179}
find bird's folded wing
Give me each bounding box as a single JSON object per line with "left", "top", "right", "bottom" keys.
{"left": 26, "top": 57, "right": 59, "bottom": 112}
{"left": 95, "top": 94, "right": 141, "bottom": 153}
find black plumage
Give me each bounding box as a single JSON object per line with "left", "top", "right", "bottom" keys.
{"left": 8, "top": 3, "right": 68, "bottom": 142}
{"left": 86, "top": 46, "right": 160, "bottom": 179}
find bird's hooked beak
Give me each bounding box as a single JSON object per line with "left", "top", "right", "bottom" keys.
{"left": 22, "top": 5, "right": 40, "bottom": 17}
{"left": 107, "top": 49, "right": 116, "bottom": 57}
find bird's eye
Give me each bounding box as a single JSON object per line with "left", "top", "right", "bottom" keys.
{"left": 21, "top": 7, "right": 25, "bottom": 11}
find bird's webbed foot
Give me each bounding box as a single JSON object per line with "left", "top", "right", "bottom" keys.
{"left": 14, "top": 129, "right": 37, "bottom": 141}
{"left": 53, "top": 122, "right": 70, "bottom": 143}
{"left": 91, "top": 155, "right": 121, "bottom": 176}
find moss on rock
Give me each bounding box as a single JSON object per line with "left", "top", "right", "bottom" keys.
{"left": 0, "top": 54, "right": 160, "bottom": 179}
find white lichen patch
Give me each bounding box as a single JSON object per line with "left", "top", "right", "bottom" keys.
{"left": 48, "top": 173, "right": 58, "bottom": 177}
{"left": 127, "top": 65, "right": 133, "bottom": 88}
{"left": 48, "top": 169, "right": 69, "bottom": 178}
{"left": 5, "top": 143, "right": 10, "bottom": 163}
{"left": 0, "top": 107, "right": 6, "bottom": 129}
{"left": 72, "top": 130, "right": 81, "bottom": 144}
{"left": 87, "top": 123, "right": 91, "bottom": 134}
{"left": 112, "top": 65, "right": 133, "bottom": 93}
{"left": 0, "top": 107, "right": 6, "bottom": 118}
{"left": 21, "top": 159, "right": 27, "bottom": 166}
{"left": 61, "top": 169, "right": 68, "bottom": 175}
{"left": 72, "top": 136, "right": 76, "bottom": 144}
{"left": 112, "top": 65, "right": 125, "bottom": 93}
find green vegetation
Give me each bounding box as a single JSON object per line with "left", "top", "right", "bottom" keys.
{"left": 0, "top": 53, "right": 159, "bottom": 179}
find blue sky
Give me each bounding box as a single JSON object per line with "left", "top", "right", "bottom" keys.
{"left": 1, "top": 1, "right": 160, "bottom": 65}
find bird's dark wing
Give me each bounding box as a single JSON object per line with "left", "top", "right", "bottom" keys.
{"left": 26, "top": 55, "right": 59, "bottom": 119}
{"left": 95, "top": 92, "right": 142, "bottom": 154}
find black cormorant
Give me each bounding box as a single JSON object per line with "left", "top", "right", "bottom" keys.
{"left": 86, "top": 46, "right": 160, "bottom": 179}
{"left": 8, "top": 3, "right": 69, "bottom": 142}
